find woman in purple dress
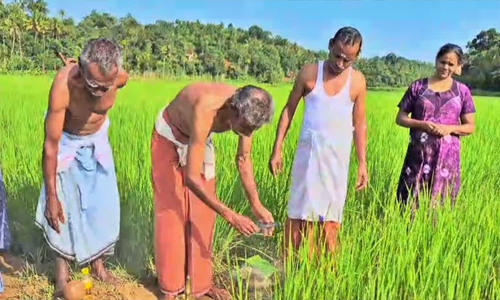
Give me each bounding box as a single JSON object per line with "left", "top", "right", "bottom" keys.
{"left": 0, "top": 165, "right": 10, "bottom": 293}
{"left": 395, "top": 44, "right": 476, "bottom": 210}
{"left": 0, "top": 164, "right": 24, "bottom": 292}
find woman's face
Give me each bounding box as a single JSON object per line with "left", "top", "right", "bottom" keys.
{"left": 435, "top": 52, "right": 460, "bottom": 79}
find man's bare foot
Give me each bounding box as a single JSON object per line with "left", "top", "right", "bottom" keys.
{"left": 53, "top": 279, "right": 67, "bottom": 299}
{"left": 0, "top": 251, "right": 25, "bottom": 273}
{"left": 203, "top": 287, "right": 232, "bottom": 300}
{"left": 90, "top": 257, "right": 121, "bottom": 284}
{"left": 53, "top": 256, "right": 69, "bottom": 299}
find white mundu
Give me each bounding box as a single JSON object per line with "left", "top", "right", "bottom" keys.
{"left": 287, "top": 60, "right": 355, "bottom": 223}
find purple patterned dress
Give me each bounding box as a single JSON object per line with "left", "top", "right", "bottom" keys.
{"left": 0, "top": 164, "right": 11, "bottom": 293}
{"left": 396, "top": 78, "right": 476, "bottom": 208}
{"left": 0, "top": 164, "right": 11, "bottom": 251}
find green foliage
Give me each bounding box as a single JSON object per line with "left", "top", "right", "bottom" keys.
{"left": 1, "top": 76, "right": 499, "bottom": 299}
{"left": 354, "top": 54, "right": 435, "bottom": 87}
{"left": 1, "top": 0, "right": 432, "bottom": 86}
{"left": 459, "top": 28, "right": 500, "bottom": 91}
{"left": 0, "top": 1, "right": 497, "bottom": 89}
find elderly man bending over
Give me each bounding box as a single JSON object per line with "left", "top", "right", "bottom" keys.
{"left": 151, "top": 83, "right": 275, "bottom": 300}
{"left": 35, "top": 38, "right": 128, "bottom": 296}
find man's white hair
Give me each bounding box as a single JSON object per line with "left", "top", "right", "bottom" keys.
{"left": 230, "top": 85, "right": 274, "bottom": 128}
{"left": 80, "top": 38, "right": 123, "bottom": 75}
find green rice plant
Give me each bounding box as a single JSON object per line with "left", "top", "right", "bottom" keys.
{"left": 1, "top": 75, "right": 499, "bottom": 299}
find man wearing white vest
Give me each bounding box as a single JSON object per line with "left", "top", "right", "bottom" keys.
{"left": 269, "top": 26, "right": 369, "bottom": 257}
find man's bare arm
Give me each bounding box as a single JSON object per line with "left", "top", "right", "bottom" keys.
{"left": 271, "top": 67, "right": 306, "bottom": 155}
{"left": 352, "top": 71, "right": 369, "bottom": 190}
{"left": 42, "top": 70, "right": 69, "bottom": 233}
{"left": 236, "top": 135, "right": 260, "bottom": 206}
{"left": 43, "top": 72, "right": 69, "bottom": 199}
{"left": 352, "top": 71, "right": 367, "bottom": 166}
{"left": 269, "top": 66, "right": 307, "bottom": 176}
{"left": 185, "top": 105, "right": 234, "bottom": 217}
{"left": 238, "top": 134, "right": 275, "bottom": 231}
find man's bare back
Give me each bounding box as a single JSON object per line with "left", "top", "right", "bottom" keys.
{"left": 165, "top": 82, "right": 240, "bottom": 140}
{"left": 52, "top": 62, "right": 128, "bottom": 136}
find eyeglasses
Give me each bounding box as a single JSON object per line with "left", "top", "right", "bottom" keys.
{"left": 83, "top": 76, "right": 111, "bottom": 93}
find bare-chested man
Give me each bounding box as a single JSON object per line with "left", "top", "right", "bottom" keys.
{"left": 269, "top": 27, "right": 368, "bottom": 257}
{"left": 151, "top": 83, "right": 275, "bottom": 300}
{"left": 35, "top": 38, "right": 128, "bottom": 296}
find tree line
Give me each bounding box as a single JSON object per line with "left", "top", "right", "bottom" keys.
{"left": 0, "top": 0, "right": 498, "bottom": 90}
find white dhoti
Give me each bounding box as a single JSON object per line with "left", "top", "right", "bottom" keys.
{"left": 287, "top": 61, "right": 355, "bottom": 223}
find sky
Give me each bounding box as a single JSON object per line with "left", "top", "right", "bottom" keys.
{"left": 21, "top": 0, "right": 500, "bottom": 62}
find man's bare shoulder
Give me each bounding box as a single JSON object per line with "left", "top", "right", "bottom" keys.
{"left": 185, "top": 82, "right": 236, "bottom": 104}
{"left": 53, "top": 64, "right": 74, "bottom": 82}
{"left": 298, "top": 63, "right": 318, "bottom": 81}
{"left": 49, "top": 65, "right": 75, "bottom": 109}
{"left": 185, "top": 81, "right": 236, "bottom": 92}
{"left": 349, "top": 68, "right": 367, "bottom": 102}
{"left": 351, "top": 68, "right": 366, "bottom": 83}
{"left": 177, "top": 82, "right": 211, "bottom": 101}
{"left": 351, "top": 68, "right": 367, "bottom": 89}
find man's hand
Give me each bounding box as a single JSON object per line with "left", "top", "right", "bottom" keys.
{"left": 268, "top": 151, "right": 283, "bottom": 177}
{"left": 251, "top": 204, "right": 275, "bottom": 236}
{"left": 355, "top": 163, "right": 368, "bottom": 191}
{"left": 225, "top": 211, "right": 260, "bottom": 236}
{"left": 44, "top": 195, "right": 65, "bottom": 234}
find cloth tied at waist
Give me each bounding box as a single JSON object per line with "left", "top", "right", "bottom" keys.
{"left": 56, "top": 118, "right": 113, "bottom": 174}
{"left": 154, "top": 106, "right": 215, "bottom": 180}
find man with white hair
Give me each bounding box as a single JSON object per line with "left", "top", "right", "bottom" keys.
{"left": 151, "top": 83, "right": 276, "bottom": 300}
{"left": 35, "top": 38, "right": 128, "bottom": 295}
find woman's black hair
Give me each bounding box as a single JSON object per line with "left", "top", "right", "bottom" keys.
{"left": 436, "top": 43, "right": 464, "bottom": 64}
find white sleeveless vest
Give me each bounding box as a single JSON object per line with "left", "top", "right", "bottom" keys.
{"left": 287, "top": 61, "right": 355, "bottom": 223}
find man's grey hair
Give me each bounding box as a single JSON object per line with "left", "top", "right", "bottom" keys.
{"left": 79, "top": 38, "right": 123, "bottom": 75}
{"left": 230, "top": 85, "right": 274, "bottom": 129}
